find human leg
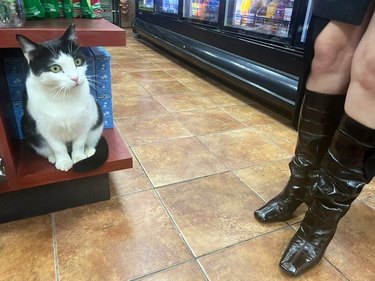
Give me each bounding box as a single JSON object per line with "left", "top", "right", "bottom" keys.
{"left": 280, "top": 113, "right": 375, "bottom": 276}
{"left": 280, "top": 4, "right": 375, "bottom": 276}
{"left": 345, "top": 10, "right": 375, "bottom": 129}
{"left": 306, "top": 20, "right": 368, "bottom": 94}
{"left": 254, "top": 19, "right": 367, "bottom": 222}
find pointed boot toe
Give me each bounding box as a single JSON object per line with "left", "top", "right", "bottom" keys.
{"left": 254, "top": 198, "right": 294, "bottom": 223}
{"left": 279, "top": 233, "right": 322, "bottom": 277}
{"left": 279, "top": 261, "right": 298, "bottom": 277}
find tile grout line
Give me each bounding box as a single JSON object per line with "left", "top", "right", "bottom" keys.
{"left": 51, "top": 213, "right": 60, "bottom": 281}
{"left": 128, "top": 260, "right": 205, "bottom": 281}
{"left": 153, "top": 188, "right": 210, "bottom": 281}
{"left": 120, "top": 140, "right": 211, "bottom": 281}
{"left": 152, "top": 187, "right": 196, "bottom": 256}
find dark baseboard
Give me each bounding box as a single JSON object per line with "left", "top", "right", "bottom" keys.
{"left": 0, "top": 174, "right": 110, "bottom": 224}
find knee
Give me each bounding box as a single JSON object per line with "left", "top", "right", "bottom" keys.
{"left": 351, "top": 47, "right": 375, "bottom": 91}
{"left": 311, "top": 33, "right": 355, "bottom": 75}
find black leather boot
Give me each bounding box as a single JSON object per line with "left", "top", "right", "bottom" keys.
{"left": 254, "top": 90, "right": 345, "bottom": 222}
{"left": 279, "top": 114, "right": 375, "bottom": 276}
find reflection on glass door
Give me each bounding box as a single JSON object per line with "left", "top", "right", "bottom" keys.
{"left": 183, "top": 0, "right": 220, "bottom": 23}
{"left": 139, "top": 0, "right": 155, "bottom": 12}
{"left": 225, "top": 0, "right": 295, "bottom": 38}
{"left": 156, "top": 0, "right": 179, "bottom": 14}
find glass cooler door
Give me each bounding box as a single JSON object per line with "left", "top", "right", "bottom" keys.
{"left": 156, "top": 0, "right": 179, "bottom": 15}
{"left": 183, "top": 0, "right": 221, "bottom": 24}
{"left": 224, "top": 0, "right": 296, "bottom": 41}
{"left": 138, "top": 0, "right": 155, "bottom": 12}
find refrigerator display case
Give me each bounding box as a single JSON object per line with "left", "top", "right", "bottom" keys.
{"left": 133, "top": 0, "right": 311, "bottom": 120}
{"left": 224, "top": 0, "right": 295, "bottom": 41}
{"left": 156, "top": 0, "right": 179, "bottom": 15}
{"left": 138, "top": 0, "right": 155, "bottom": 12}
{"left": 183, "top": 0, "right": 220, "bottom": 24}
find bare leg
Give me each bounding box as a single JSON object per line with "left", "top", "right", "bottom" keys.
{"left": 307, "top": 18, "right": 371, "bottom": 95}
{"left": 345, "top": 7, "right": 375, "bottom": 128}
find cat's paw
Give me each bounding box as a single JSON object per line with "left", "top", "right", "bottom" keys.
{"left": 72, "top": 153, "right": 87, "bottom": 164}
{"left": 85, "top": 147, "right": 96, "bottom": 158}
{"left": 48, "top": 155, "right": 56, "bottom": 164}
{"left": 55, "top": 159, "right": 73, "bottom": 172}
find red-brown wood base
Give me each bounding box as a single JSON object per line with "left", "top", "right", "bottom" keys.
{"left": 0, "top": 173, "right": 110, "bottom": 224}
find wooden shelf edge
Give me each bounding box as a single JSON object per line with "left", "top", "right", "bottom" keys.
{"left": 1, "top": 18, "right": 126, "bottom": 48}
{"left": 7, "top": 127, "right": 132, "bottom": 192}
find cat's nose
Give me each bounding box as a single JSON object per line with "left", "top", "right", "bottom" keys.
{"left": 71, "top": 76, "right": 79, "bottom": 83}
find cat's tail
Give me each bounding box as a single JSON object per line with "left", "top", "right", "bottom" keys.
{"left": 73, "top": 136, "right": 109, "bottom": 172}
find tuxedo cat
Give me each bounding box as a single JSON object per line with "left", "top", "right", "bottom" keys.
{"left": 16, "top": 24, "right": 108, "bottom": 172}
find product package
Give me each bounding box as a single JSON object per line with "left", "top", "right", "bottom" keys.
{"left": 62, "top": 0, "right": 72, "bottom": 17}
{"left": 72, "top": 0, "right": 81, "bottom": 17}
{"left": 81, "top": 0, "right": 101, "bottom": 18}
{"left": 23, "top": 0, "right": 45, "bottom": 18}
{"left": 91, "top": 0, "right": 101, "bottom": 18}
{"left": 41, "top": 0, "right": 59, "bottom": 17}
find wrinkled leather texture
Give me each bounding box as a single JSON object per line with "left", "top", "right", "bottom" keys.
{"left": 254, "top": 91, "right": 345, "bottom": 223}
{"left": 279, "top": 114, "right": 375, "bottom": 277}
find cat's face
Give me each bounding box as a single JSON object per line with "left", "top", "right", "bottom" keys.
{"left": 16, "top": 24, "right": 87, "bottom": 92}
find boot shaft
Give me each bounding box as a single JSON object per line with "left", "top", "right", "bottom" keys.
{"left": 279, "top": 114, "right": 375, "bottom": 277}
{"left": 321, "top": 113, "right": 375, "bottom": 190}
{"left": 291, "top": 90, "right": 345, "bottom": 176}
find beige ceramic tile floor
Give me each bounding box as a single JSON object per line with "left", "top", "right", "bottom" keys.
{"left": 1, "top": 30, "right": 375, "bottom": 281}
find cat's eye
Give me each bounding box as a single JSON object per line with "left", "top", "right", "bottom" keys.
{"left": 74, "top": 57, "right": 83, "bottom": 66}
{"left": 49, "top": 65, "right": 61, "bottom": 73}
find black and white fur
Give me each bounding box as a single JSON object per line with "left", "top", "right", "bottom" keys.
{"left": 16, "top": 24, "right": 107, "bottom": 172}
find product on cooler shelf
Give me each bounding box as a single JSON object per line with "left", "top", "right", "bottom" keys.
{"left": 283, "top": 0, "right": 293, "bottom": 21}
{"left": 203, "top": 0, "right": 219, "bottom": 22}
{"left": 158, "top": 0, "right": 178, "bottom": 14}
{"left": 266, "top": 0, "right": 278, "bottom": 18}
{"left": 240, "top": 0, "right": 253, "bottom": 26}
{"left": 274, "top": 0, "right": 285, "bottom": 20}
{"left": 230, "top": 0, "right": 293, "bottom": 37}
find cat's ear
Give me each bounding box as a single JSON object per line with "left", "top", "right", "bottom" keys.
{"left": 61, "top": 24, "right": 77, "bottom": 43}
{"left": 16, "top": 35, "right": 40, "bottom": 62}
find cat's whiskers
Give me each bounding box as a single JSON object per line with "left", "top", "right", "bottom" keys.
{"left": 86, "top": 76, "right": 107, "bottom": 96}
{"left": 52, "top": 85, "right": 65, "bottom": 100}
{"left": 73, "top": 45, "right": 81, "bottom": 56}
{"left": 52, "top": 84, "right": 70, "bottom": 100}
{"left": 45, "top": 44, "right": 59, "bottom": 59}
{"left": 86, "top": 75, "right": 107, "bottom": 88}
{"left": 68, "top": 40, "right": 73, "bottom": 56}
{"left": 67, "top": 39, "right": 80, "bottom": 57}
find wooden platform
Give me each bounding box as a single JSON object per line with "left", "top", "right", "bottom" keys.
{"left": 0, "top": 18, "right": 131, "bottom": 221}
{"left": 1, "top": 18, "right": 126, "bottom": 48}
